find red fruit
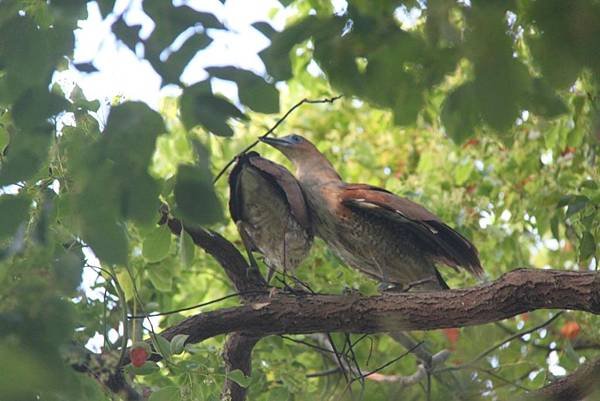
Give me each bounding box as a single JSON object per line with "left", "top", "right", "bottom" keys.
{"left": 560, "top": 321, "right": 580, "bottom": 340}
{"left": 560, "top": 147, "right": 576, "bottom": 156}
{"left": 443, "top": 328, "right": 460, "bottom": 350}
{"left": 463, "top": 139, "right": 480, "bottom": 147}
{"left": 130, "top": 346, "right": 149, "bottom": 367}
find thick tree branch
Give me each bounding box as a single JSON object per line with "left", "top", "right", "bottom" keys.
{"left": 221, "top": 333, "right": 261, "bottom": 401}
{"left": 156, "top": 269, "right": 599, "bottom": 343}
{"left": 159, "top": 211, "right": 267, "bottom": 401}
{"left": 149, "top": 214, "right": 600, "bottom": 401}
{"left": 160, "top": 213, "right": 267, "bottom": 296}
{"left": 525, "top": 356, "right": 600, "bottom": 401}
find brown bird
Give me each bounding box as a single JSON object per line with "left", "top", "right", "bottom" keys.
{"left": 229, "top": 151, "right": 313, "bottom": 281}
{"left": 261, "top": 135, "right": 483, "bottom": 290}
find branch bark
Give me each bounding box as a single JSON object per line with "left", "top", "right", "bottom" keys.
{"left": 157, "top": 269, "right": 599, "bottom": 342}
{"left": 144, "top": 213, "right": 600, "bottom": 401}
{"left": 159, "top": 212, "right": 268, "bottom": 401}
{"left": 525, "top": 356, "right": 600, "bottom": 401}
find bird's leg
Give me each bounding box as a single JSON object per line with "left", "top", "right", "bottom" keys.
{"left": 404, "top": 276, "right": 438, "bottom": 291}
{"left": 236, "top": 221, "right": 260, "bottom": 277}
{"left": 279, "top": 226, "right": 296, "bottom": 293}
{"left": 369, "top": 249, "right": 395, "bottom": 292}
{"left": 381, "top": 278, "right": 433, "bottom": 293}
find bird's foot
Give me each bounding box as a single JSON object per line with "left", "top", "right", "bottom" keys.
{"left": 246, "top": 263, "right": 260, "bottom": 279}
{"left": 404, "top": 277, "right": 438, "bottom": 291}
{"left": 342, "top": 286, "right": 362, "bottom": 296}
{"left": 379, "top": 282, "right": 407, "bottom": 293}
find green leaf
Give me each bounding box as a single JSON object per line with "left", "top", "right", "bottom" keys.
{"left": 580, "top": 231, "right": 596, "bottom": 261}
{"left": 147, "top": 262, "right": 173, "bottom": 292}
{"left": 142, "top": 226, "right": 172, "bottom": 263}
{"left": 162, "top": 33, "right": 212, "bottom": 84}
{"left": 441, "top": 82, "right": 480, "bottom": 144}
{"left": 268, "top": 387, "right": 290, "bottom": 401}
{"left": 77, "top": 170, "right": 129, "bottom": 265}
{"left": 0, "top": 125, "right": 53, "bottom": 185}
{"left": 104, "top": 102, "right": 165, "bottom": 170}
{"left": 115, "top": 269, "right": 135, "bottom": 301}
{"left": 0, "top": 16, "right": 73, "bottom": 99}
{"left": 112, "top": 19, "right": 141, "bottom": 52}
{"left": 180, "top": 82, "right": 247, "bottom": 136}
{"left": 0, "top": 194, "right": 31, "bottom": 240}
{"left": 527, "top": 2, "right": 583, "bottom": 89}
{"left": 526, "top": 78, "right": 568, "bottom": 118}
{"left": 174, "top": 164, "right": 223, "bottom": 226}
{"left": 52, "top": 246, "right": 84, "bottom": 295}
{"left": 122, "top": 172, "right": 159, "bottom": 226}
{"left": 227, "top": 369, "right": 251, "bottom": 388}
{"left": 170, "top": 334, "right": 189, "bottom": 355}
{"left": 97, "top": 0, "right": 116, "bottom": 17}
{"left": 259, "top": 16, "right": 319, "bottom": 81}
{"left": 252, "top": 22, "right": 277, "bottom": 39}
{"left": 206, "top": 66, "right": 279, "bottom": 113}
{"left": 144, "top": 3, "right": 223, "bottom": 52}
{"left": 148, "top": 386, "right": 180, "bottom": 401}
{"left": 550, "top": 214, "right": 560, "bottom": 240}
{"left": 12, "top": 87, "right": 68, "bottom": 130}
{"left": 180, "top": 230, "right": 195, "bottom": 267}
{"left": 152, "top": 335, "right": 172, "bottom": 359}
{"left": 454, "top": 161, "right": 474, "bottom": 186}
{"left": 130, "top": 361, "right": 160, "bottom": 376}
{"left": 566, "top": 195, "right": 589, "bottom": 218}
{"left": 473, "top": 59, "right": 530, "bottom": 132}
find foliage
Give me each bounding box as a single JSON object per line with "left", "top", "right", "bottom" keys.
{"left": 0, "top": 0, "right": 599, "bottom": 400}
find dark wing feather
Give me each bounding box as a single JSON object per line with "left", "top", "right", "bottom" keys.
{"left": 342, "top": 184, "right": 483, "bottom": 278}
{"left": 227, "top": 151, "right": 257, "bottom": 223}
{"left": 247, "top": 155, "right": 311, "bottom": 230}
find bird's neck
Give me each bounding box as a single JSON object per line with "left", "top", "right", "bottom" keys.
{"left": 295, "top": 157, "right": 342, "bottom": 188}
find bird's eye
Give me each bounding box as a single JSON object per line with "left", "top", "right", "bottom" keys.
{"left": 291, "top": 135, "right": 300, "bottom": 142}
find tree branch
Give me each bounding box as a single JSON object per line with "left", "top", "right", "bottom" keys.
{"left": 221, "top": 333, "right": 261, "bottom": 401}
{"left": 147, "top": 213, "right": 600, "bottom": 401}
{"left": 159, "top": 211, "right": 268, "bottom": 401}
{"left": 160, "top": 212, "right": 267, "bottom": 296}
{"left": 525, "top": 356, "right": 600, "bottom": 401}
{"left": 155, "top": 269, "right": 599, "bottom": 343}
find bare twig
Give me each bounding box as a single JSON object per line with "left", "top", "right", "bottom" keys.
{"left": 437, "top": 312, "right": 564, "bottom": 373}
{"left": 127, "top": 291, "right": 267, "bottom": 319}
{"left": 212, "top": 95, "right": 342, "bottom": 183}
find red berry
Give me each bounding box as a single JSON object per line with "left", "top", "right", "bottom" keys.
{"left": 130, "top": 346, "right": 149, "bottom": 367}
{"left": 560, "top": 321, "right": 580, "bottom": 340}
{"left": 443, "top": 328, "right": 460, "bottom": 350}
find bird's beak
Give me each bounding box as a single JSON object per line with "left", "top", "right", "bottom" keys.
{"left": 260, "top": 136, "right": 294, "bottom": 148}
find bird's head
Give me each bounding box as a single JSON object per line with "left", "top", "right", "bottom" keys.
{"left": 260, "top": 134, "right": 340, "bottom": 182}
{"left": 260, "top": 134, "right": 316, "bottom": 163}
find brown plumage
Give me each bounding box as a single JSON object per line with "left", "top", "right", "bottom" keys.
{"left": 229, "top": 151, "right": 313, "bottom": 280}
{"left": 260, "top": 135, "right": 483, "bottom": 290}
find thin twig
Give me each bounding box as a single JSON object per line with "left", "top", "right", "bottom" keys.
{"left": 212, "top": 95, "right": 342, "bottom": 183}
{"left": 108, "top": 265, "right": 129, "bottom": 369}
{"left": 351, "top": 341, "right": 425, "bottom": 383}
{"left": 437, "top": 312, "right": 563, "bottom": 373}
{"left": 127, "top": 290, "right": 267, "bottom": 319}
{"left": 307, "top": 367, "right": 343, "bottom": 378}
{"left": 476, "top": 367, "right": 532, "bottom": 392}
{"left": 281, "top": 335, "right": 338, "bottom": 354}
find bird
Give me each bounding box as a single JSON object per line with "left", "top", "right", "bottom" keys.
{"left": 228, "top": 151, "right": 313, "bottom": 282}
{"left": 260, "top": 134, "right": 483, "bottom": 291}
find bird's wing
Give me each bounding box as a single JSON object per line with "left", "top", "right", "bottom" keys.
{"left": 228, "top": 152, "right": 311, "bottom": 230}
{"left": 247, "top": 154, "right": 311, "bottom": 230}
{"left": 228, "top": 152, "right": 250, "bottom": 224}
{"left": 342, "top": 184, "right": 483, "bottom": 277}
